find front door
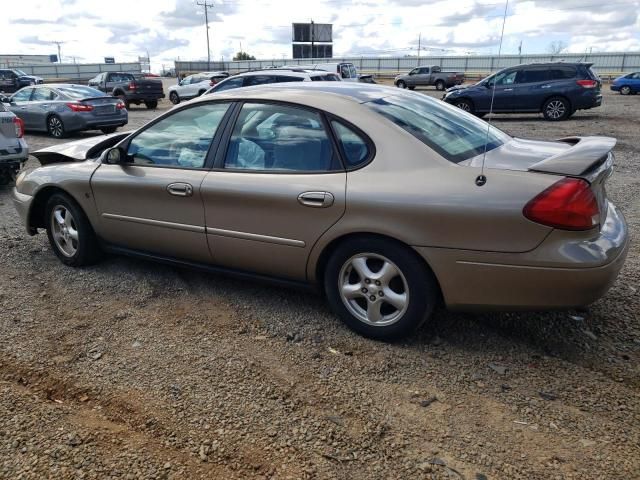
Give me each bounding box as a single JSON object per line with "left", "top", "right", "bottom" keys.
{"left": 201, "top": 101, "right": 347, "bottom": 281}
{"left": 90, "top": 101, "right": 233, "bottom": 263}
{"left": 477, "top": 70, "right": 517, "bottom": 112}
{"left": 8, "top": 88, "right": 34, "bottom": 128}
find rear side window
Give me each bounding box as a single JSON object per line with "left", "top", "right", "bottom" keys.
{"left": 311, "top": 74, "right": 340, "bottom": 81}
{"left": 108, "top": 73, "right": 135, "bottom": 82}
{"left": 224, "top": 103, "right": 340, "bottom": 172}
{"left": 518, "top": 69, "right": 550, "bottom": 83}
{"left": 332, "top": 121, "right": 370, "bottom": 168}
{"left": 548, "top": 66, "right": 576, "bottom": 80}
{"left": 212, "top": 77, "right": 244, "bottom": 92}
{"left": 244, "top": 75, "right": 276, "bottom": 86}
{"left": 274, "top": 76, "right": 304, "bottom": 83}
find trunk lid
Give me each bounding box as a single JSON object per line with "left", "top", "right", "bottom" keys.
{"left": 133, "top": 78, "right": 164, "bottom": 94}
{"left": 80, "top": 96, "right": 124, "bottom": 115}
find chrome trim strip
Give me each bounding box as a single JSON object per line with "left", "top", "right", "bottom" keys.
{"left": 206, "top": 227, "right": 306, "bottom": 248}
{"left": 102, "top": 213, "right": 205, "bottom": 233}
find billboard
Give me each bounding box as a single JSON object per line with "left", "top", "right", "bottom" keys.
{"left": 292, "top": 23, "right": 332, "bottom": 43}
{"left": 104, "top": 57, "right": 115, "bottom": 64}
{"left": 292, "top": 44, "right": 333, "bottom": 59}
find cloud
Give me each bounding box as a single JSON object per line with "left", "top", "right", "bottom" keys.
{"left": 95, "top": 22, "right": 151, "bottom": 43}
{"left": 132, "top": 35, "right": 190, "bottom": 56}
{"left": 159, "top": 0, "right": 238, "bottom": 29}
{"left": 19, "top": 35, "right": 53, "bottom": 46}
{"left": 437, "top": 2, "right": 499, "bottom": 26}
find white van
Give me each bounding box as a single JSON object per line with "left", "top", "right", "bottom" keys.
{"left": 286, "top": 62, "right": 359, "bottom": 82}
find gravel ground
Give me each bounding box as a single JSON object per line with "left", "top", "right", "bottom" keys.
{"left": 0, "top": 85, "right": 638, "bottom": 479}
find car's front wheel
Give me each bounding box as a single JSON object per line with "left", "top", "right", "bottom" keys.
{"left": 169, "top": 92, "right": 180, "bottom": 104}
{"left": 620, "top": 85, "right": 631, "bottom": 95}
{"left": 542, "top": 97, "right": 571, "bottom": 121}
{"left": 396, "top": 80, "right": 406, "bottom": 89}
{"left": 453, "top": 99, "right": 474, "bottom": 114}
{"left": 45, "top": 193, "right": 101, "bottom": 267}
{"left": 324, "top": 237, "right": 438, "bottom": 340}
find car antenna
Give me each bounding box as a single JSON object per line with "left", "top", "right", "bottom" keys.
{"left": 477, "top": 0, "right": 509, "bottom": 187}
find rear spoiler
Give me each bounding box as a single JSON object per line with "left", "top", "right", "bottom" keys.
{"left": 528, "top": 136, "right": 616, "bottom": 177}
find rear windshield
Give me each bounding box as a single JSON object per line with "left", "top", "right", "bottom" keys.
{"left": 367, "top": 94, "right": 510, "bottom": 163}
{"left": 109, "top": 73, "right": 135, "bottom": 82}
{"left": 311, "top": 74, "right": 340, "bottom": 81}
{"left": 57, "top": 86, "right": 107, "bottom": 99}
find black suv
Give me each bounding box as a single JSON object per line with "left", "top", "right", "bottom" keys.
{"left": 0, "top": 69, "right": 44, "bottom": 94}
{"left": 443, "top": 62, "right": 602, "bottom": 121}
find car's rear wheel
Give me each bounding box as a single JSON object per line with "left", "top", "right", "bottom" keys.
{"left": 324, "top": 237, "right": 438, "bottom": 340}
{"left": 396, "top": 80, "right": 406, "bottom": 89}
{"left": 45, "top": 193, "right": 101, "bottom": 267}
{"left": 47, "top": 115, "right": 65, "bottom": 138}
{"left": 101, "top": 127, "right": 117, "bottom": 134}
{"left": 145, "top": 100, "right": 158, "bottom": 109}
{"left": 542, "top": 97, "right": 571, "bottom": 121}
{"left": 620, "top": 85, "right": 631, "bottom": 95}
{"left": 169, "top": 92, "right": 180, "bottom": 104}
{"left": 435, "top": 80, "right": 445, "bottom": 91}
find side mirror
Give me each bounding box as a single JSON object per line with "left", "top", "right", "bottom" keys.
{"left": 485, "top": 82, "right": 493, "bottom": 88}
{"left": 0, "top": 96, "right": 10, "bottom": 103}
{"left": 104, "top": 147, "right": 128, "bottom": 164}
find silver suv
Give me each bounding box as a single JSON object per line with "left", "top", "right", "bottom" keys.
{"left": 206, "top": 68, "right": 340, "bottom": 94}
{"left": 0, "top": 102, "right": 28, "bottom": 185}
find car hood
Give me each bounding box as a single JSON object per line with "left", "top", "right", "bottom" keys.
{"left": 445, "top": 84, "right": 472, "bottom": 93}
{"left": 31, "top": 131, "right": 132, "bottom": 164}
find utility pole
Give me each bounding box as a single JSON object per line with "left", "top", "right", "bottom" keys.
{"left": 197, "top": 1, "right": 213, "bottom": 68}
{"left": 310, "top": 19, "right": 314, "bottom": 60}
{"left": 518, "top": 40, "right": 522, "bottom": 56}
{"left": 417, "top": 33, "right": 421, "bottom": 66}
{"left": 51, "top": 41, "right": 64, "bottom": 63}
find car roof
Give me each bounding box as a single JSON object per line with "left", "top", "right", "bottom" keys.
{"left": 199, "top": 82, "right": 398, "bottom": 104}
{"left": 233, "top": 69, "right": 336, "bottom": 78}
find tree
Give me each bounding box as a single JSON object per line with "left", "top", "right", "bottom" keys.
{"left": 233, "top": 51, "right": 256, "bottom": 61}
{"left": 547, "top": 40, "right": 568, "bottom": 55}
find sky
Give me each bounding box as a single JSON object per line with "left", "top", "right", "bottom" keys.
{"left": 1, "top": 0, "right": 639, "bottom": 70}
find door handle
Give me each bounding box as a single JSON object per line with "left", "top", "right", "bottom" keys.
{"left": 541, "top": 84, "right": 551, "bottom": 89}
{"left": 503, "top": 88, "right": 513, "bottom": 92}
{"left": 298, "top": 191, "right": 334, "bottom": 208}
{"left": 167, "top": 182, "right": 193, "bottom": 197}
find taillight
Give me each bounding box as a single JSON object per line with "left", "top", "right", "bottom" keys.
{"left": 66, "top": 103, "right": 94, "bottom": 112}
{"left": 13, "top": 117, "right": 24, "bottom": 138}
{"left": 128, "top": 82, "right": 136, "bottom": 91}
{"left": 576, "top": 79, "right": 597, "bottom": 89}
{"left": 523, "top": 178, "right": 599, "bottom": 231}
{"left": 116, "top": 102, "right": 126, "bottom": 110}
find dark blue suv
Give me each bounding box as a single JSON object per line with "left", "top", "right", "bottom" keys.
{"left": 443, "top": 62, "right": 602, "bottom": 121}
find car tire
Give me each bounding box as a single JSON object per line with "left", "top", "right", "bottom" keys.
{"left": 542, "top": 97, "right": 571, "bottom": 121}
{"left": 169, "top": 92, "right": 180, "bottom": 104}
{"left": 47, "top": 114, "right": 66, "bottom": 138}
{"left": 101, "top": 127, "right": 118, "bottom": 134}
{"left": 454, "top": 99, "right": 474, "bottom": 114}
{"left": 45, "top": 192, "right": 102, "bottom": 267}
{"left": 145, "top": 100, "right": 158, "bottom": 109}
{"left": 396, "top": 80, "right": 406, "bottom": 89}
{"left": 435, "top": 80, "right": 445, "bottom": 91}
{"left": 620, "top": 85, "right": 631, "bottom": 95}
{"left": 324, "top": 237, "right": 438, "bottom": 340}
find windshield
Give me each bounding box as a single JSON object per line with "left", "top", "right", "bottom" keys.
{"left": 57, "top": 86, "right": 107, "bottom": 99}
{"left": 366, "top": 93, "right": 510, "bottom": 163}
{"left": 14, "top": 69, "right": 27, "bottom": 76}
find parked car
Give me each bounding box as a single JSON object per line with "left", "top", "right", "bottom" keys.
{"left": 1, "top": 84, "right": 128, "bottom": 138}
{"left": 206, "top": 68, "right": 340, "bottom": 94}
{"left": 395, "top": 65, "right": 464, "bottom": 91}
{"left": 169, "top": 71, "right": 230, "bottom": 104}
{"left": 0, "top": 102, "right": 28, "bottom": 185}
{"left": 288, "top": 62, "right": 359, "bottom": 82}
{"left": 87, "top": 72, "right": 164, "bottom": 109}
{"left": 443, "top": 62, "right": 602, "bottom": 120}
{"left": 610, "top": 72, "right": 640, "bottom": 95}
{"left": 0, "top": 69, "right": 44, "bottom": 94}
{"left": 11, "top": 83, "right": 628, "bottom": 340}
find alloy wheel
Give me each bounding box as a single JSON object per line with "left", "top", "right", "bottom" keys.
{"left": 48, "top": 116, "right": 64, "bottom": 138}
{"left": 338, "top": 253, "right": 409, "bottom": 326}
{"left": 51, "top": 205, "right": 79, "bottom": 257}
{"left": 545, "top": 100, "right": 566, "bottom": 120}
{"left": 456, "top": 101, "right": 471, "bottom": 112}
{"left": 621, "top": 86, "right": 631, "bottom": 95}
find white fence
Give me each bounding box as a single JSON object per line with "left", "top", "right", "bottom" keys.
{"left": 176, "top": 52, "right": 640, "bottom": 79}
{"left": 3, "top": 63, "right": 143, "bottom": 81}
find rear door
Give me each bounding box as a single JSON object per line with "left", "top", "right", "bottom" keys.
{"left": 511, "top": 67, "right": 552, "bottom": 111}
{"left": 200, "top": 101, "right": 346, "bottom": 281}
{"left": 24, "top": 87, "right": 58, "bottom": 130}
{"left": 90, "top": 101, "right": 233, "bottom": 262}
{"left": 630, "top": 72, "right": 640, "bottom": 92}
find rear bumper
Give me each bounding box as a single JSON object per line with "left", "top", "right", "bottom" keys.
{"left": 574, "top": 92, "right": 602, "bottom": 110}
{"left": 128, "top": 93, "right": 165, "bottom": 101}
{"left": 64, "top": 111, "right": 128, "bottom": 132}
{"left": 415, "top": 201, "right": 629, "bottom": 310}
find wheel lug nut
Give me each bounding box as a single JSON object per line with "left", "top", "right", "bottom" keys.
{"left": 375, "top": 280, "right": 381, "bottom": 286}
{"left": 364, "top": 278, "right": 371, "bottom": 284}
{"left": 369, "top": 295, "right": 376, "bottom": 301}
{"left": 379, "top": 291, "right": 384, "bottom": 297}
{"left": 361, "top": 288, "right": 368, "bottom": 293}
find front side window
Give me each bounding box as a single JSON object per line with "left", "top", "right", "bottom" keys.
{"left": 109, "top": 73, "right": 135, "bottom": 83}
{"left": 332, "top": 121, "right": 370, "bottom": 168}
{"left": 367, "top": 94, "right": 510, "bottom": 163}
{"left": 274, "top": 76, "right": 304, "bottom": 83}
{"left": 212, "top": 77, "right": 244, "bottom": 92}
{"left": 494, "top": 71, "right": 517, "bottom": 86}
{"left": 31, "top": 88, "right": 57, "bottom": 101}
{"left": 127, "top": 103, "right": 230, "bottom": 168}
{"left": 224, "top": 102, "right": 339, "bottom": 172}
{"left": 12, "top": 88, "right": 33, "bottom": 102}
